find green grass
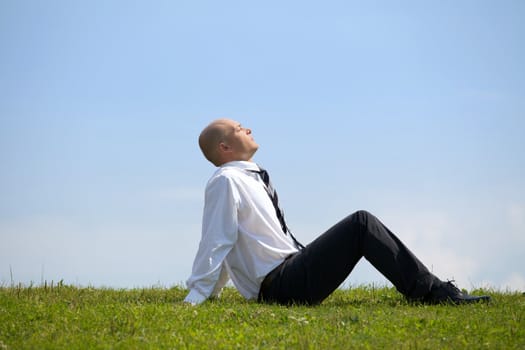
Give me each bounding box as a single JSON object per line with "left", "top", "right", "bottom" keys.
{"left": 1, "top": 283, "right": 524, "bottom": 349}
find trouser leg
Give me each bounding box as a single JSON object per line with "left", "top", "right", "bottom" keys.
{"left": 259, "top": 210, "right": 440, "bottom": 305}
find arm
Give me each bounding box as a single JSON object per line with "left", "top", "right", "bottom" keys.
{"left": 184, "top": 175, "right": 240, "bottom": 305}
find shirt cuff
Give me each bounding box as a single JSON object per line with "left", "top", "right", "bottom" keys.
{"left": 184, "top": 289, "right": 208, "bottom": 305}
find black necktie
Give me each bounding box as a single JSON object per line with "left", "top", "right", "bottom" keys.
{"left": 251, "top": 167, "right": 305, "bottom": 250}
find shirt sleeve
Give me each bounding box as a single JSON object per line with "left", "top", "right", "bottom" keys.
{"left": 184, "top": 175, "right": 240, "bottom": 305}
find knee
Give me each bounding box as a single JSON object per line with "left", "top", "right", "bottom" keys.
{"left": 354, "top": 209, "right": 372, "bottom": 218}
{"left": 350, "top": 210, "right": 374, "bottom": 225}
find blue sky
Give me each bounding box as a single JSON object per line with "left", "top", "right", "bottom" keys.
{"left": 1, "top": 1, "right": 524, "bottom": 291}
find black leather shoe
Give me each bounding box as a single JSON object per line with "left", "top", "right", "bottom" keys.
{"left": 425, "top": 281, "right": 491, "bottom": 305}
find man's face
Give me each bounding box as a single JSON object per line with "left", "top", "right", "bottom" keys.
{"left": 222, "top": 120, "right": 259, "bottom": 161}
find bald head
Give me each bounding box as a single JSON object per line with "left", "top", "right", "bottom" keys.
{"left": 198, "top": 119, "right": 258, "bottom": 166}
{"left": 198, "top": 119, "right": 233, "bottom": 166}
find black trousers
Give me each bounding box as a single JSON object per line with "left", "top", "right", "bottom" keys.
{"left": 258, "top": 210, "right": 441, "bottom": 305}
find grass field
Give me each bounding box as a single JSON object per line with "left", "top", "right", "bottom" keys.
{"left": 1, "top": 283, "right": 524, "bottom": 349}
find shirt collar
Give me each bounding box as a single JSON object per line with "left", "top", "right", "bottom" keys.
{"left": 220, "top": 160, "right": 260, "bottom": 172}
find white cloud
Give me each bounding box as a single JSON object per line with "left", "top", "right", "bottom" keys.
{"left": 501, "top": 273, "right": 525, "bottom": 292}
{"left": 0, "top": 215, "right": 199, "bottom": 288}
{"left": 2, "top": 196, "right": 524, "bottom": 294}
{"left": 366, "top": 200, "right": 525, "bottom": 291}
{"left": 379, "top": 210, "right": 481, "bottom": 289}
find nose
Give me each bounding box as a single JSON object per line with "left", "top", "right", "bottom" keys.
{"left": 246, "top": 128, "right": 252, "bottom": 134}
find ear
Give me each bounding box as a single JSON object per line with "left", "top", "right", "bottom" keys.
{"left": 219, "top": 141, "right": 231, "bottom": 153}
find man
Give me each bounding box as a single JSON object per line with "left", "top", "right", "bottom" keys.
{"left": 184, "top": 118, "right": 490, "bottom": 306}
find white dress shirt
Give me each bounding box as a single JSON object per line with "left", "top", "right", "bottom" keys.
{"left": 184, "top": 161, "right": 299, "bottom": 305}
